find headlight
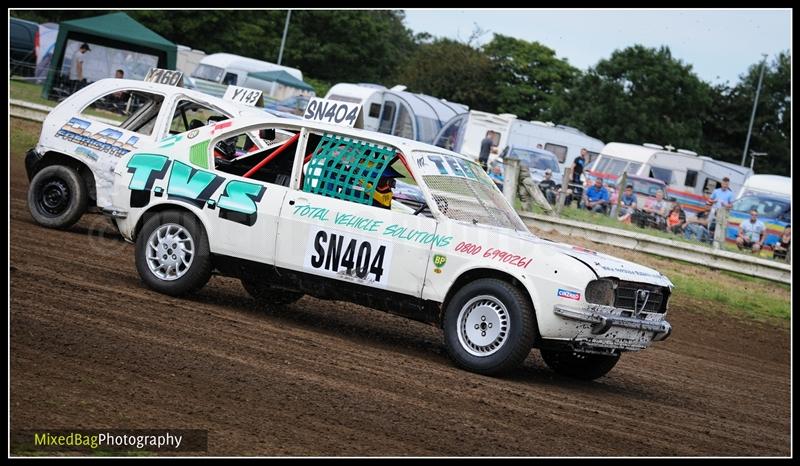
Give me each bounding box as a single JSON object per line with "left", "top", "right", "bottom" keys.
{"left": 585, "top": 278, "right": 616, "bottom": 306}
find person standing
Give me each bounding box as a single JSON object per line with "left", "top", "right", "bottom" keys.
{"left": 707, "top": 177, "right": 735, "bottom": 222}
{"left": 571, "top": 148, "right": 589, "bottom": 184}
{"left": 68, "top": 43, "right": 91, "bottom": 93}
{"left": 478, "top": 131, "right": 495, "bottom": 171}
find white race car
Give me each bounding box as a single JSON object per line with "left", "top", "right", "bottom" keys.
{"left": 105, "top": 111, "right": 673, "bottom": 379}
{"left": 25, "top": 74, "right": 292, "bottom": 229}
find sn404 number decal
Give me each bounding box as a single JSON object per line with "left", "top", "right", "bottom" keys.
{"left": 305, "top": 228, "right": 393, "bottom": 288}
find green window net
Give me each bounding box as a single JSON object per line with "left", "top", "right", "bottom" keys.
{"left": 302, "top": 133, "right": 395, "bottom": 205}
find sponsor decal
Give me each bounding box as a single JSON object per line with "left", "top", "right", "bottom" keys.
{"left": 305, "top": 228, "right": 393, "bottom": 288}
{"left": 75, "top": 146, "right": 98, "bottom": 161}
{"left": 433, "top": 254, "right": 447, "bottom": 274}
{"left": 126, "top": 153, "right": 266, "bottom": 226}
{"left": 56, "top": 117, "right": 139, "bottom": 157}
{"left": 187, "top": 129, "right": 199, "bottom": 139}
{"left": 303, "top": 98, "right": 360, "bottom": 128}
{"left": 454, "top": 242, "right": 533, "bottom": 269}
{"left": 557, "top": 289, "right": 581, "bottom": 301}
{"left": 414, "top": 153, "right": 481, "bottom": 181}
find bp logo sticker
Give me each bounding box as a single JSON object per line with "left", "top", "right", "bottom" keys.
{"left": 433, "top": 254, "right": 447, "bottom": 273}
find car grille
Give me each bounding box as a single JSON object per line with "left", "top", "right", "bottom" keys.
{"left": 614, "top": 281, "right": 667, "bottom": 313}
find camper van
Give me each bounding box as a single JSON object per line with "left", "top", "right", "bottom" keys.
{"left": 190, "top": 53, "right": 313, "bottom": 103}
{"left": 433, "top": 110, "right": 604, "bottom": 173}
{"left": 325, "top": 83, "right": 468, "bottom": 144}
{"left": 725, "top": 174, "right": 792, "bottom": 249}
{"left": 587, "top": 143, "right": 753, "bottom": 217}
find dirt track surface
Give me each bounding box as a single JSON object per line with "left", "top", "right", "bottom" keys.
{"left": 10, "top": 147, "right": 790, "bottom": 456}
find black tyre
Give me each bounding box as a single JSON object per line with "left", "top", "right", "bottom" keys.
{"left": 540, "top": 349, "right": 621, "bottom": 380}
{"left": 240, "top": 275, "right": 304, "bottom": 309}
{"left": 135, "top": 211, "right": 212, "bottom": 296}
{"left": 27, "top": 164, "right": 88, "bottom": 229}
{"left": 442, "top": 278, "right": 536, "bottom": 375}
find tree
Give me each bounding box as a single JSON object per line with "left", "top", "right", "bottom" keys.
{"left": 482, "top": 34, "right": 580, "bottom": 121}
{"left": 557, "top": 45, "right": 713, "bottom": 151}
{"left": 397, "top": 38, "right": 497, "bottom": 111}
{"left": 701, "top": 52, "right": 790, "bottom": 175}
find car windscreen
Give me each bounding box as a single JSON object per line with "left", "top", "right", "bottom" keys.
{"left": 191, "top": 64, "right": 225, "bottom": 83}
{"left": 511, "top": 148, "right": 560, "bottom": 172}
{"left": 629, "top": 178, "right": 665, "bottom": 197}
{"left": 413, "top": 152, "right": 528, "bottom": 231}
{"left": 732, "top": 195, "right": 790, "bottom": 218}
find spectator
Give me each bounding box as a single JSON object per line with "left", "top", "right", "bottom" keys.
{"left": 488, "top": 163, "right": 504, "bottom": 190}
{"left": 666, "top": 204, "right": 687, "bottom": 234}
{"left": 639, "top": 189, "right": 668, "bottom": 229}
{"left": 478, "top": 131, "right": 495, "bottom": 171}
{"left": 68, "top": 43, "right": 90, "bottom": 92}
{"left": 684, "top": 211, "right": 712, "bottom": 243}
{"left": 707, "top": 176, "right": 734, "bottom": 221}
{"left": 115, "top": 69, "right": 124, "bottom": 79}
{"left": 571, "top": 148, "right": 588, "bottom": 184}
{"left": 537, "top": 168, "right": 558, "bottom": 204}
{"left": 617, "top": 184, "right": 638, "bottom": 224}
{"left": 736, "top": 209, "right": 766, "bottom": 254}
{"left": 581, "top": 178, "right": 609, "bottom": 214}
{"left": 772, "top": 225, "right": 791, "bottom": 261}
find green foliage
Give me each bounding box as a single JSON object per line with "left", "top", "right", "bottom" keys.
{"left": 556, "top": 45, "right": 713, "bottom": 150}
{"left": 398, "top": 38, "right": 498, "bottom": 111}
{"left": 483, "top": 34, "right": 580, "bottom": 121}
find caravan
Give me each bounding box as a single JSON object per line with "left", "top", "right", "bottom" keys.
{"left": 325, "top": 83, "right": 468, "bottom": 144}
{"left": 587, "top": 143, "right": 753, "bottom": 217}
{"left": 433, "top": 110, "right": 605, "bottom": 173}
{"left": 190, "top": 53, "right": 314, "bottom": 103}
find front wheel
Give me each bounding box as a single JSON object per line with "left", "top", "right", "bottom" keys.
{"left": 442, "top": 278, "right": 536, "bottom": 375}
{"left": 27, "top": 164, "right": 88, "bottom": 229}
{"left": 540, "top": 349, "right": 621, "bottom": 380}
{"left": 135, "top": 211, "right": 212, "bottom": 296}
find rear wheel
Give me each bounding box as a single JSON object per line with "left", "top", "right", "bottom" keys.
{"left": 241, "top": 275, "right": 304, "bottom": 310}
{"left": 540, "top": 349, "right": 620, "bottom": 380}
{"left": 135, "top": 211, "right": 212, "bottom": 296}
{"left": 27, "top": 165, "right": 88, "bottom": 229}
{"left": 442, "top": 278, "right": 536, "bottom": 375}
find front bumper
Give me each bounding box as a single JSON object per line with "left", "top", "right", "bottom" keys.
{"left": 554, "top": 303, "right": 672, "bottom": 345}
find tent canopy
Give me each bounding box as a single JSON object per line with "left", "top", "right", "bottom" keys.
{"left": 43, "top": 12, "right": 177, "bottom": 97}
{"left": 249, "top": 70, "right": 315, "bottom": 92}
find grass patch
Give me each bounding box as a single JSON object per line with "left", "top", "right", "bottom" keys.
{"left": 10, "top": 79, "right": 55, "bottom": 106}
{"left": 10, "top": 118, "right": 43, "bottom": 155}
{"left": 669, "top": 272, "right": 790, "bottom": 321}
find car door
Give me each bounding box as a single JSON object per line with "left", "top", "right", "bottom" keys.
{"left": 275, "top": 130, "right": 438, "bottom": 298}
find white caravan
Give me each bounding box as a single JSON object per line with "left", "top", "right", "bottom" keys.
{"left": 737, "top": 174, "right": 792, "bottom": 199}
{"left": 325, "top": 83, "right": 468, "bottom": 144}
{"left": 190, "top": 53, "right": 311, "bottom": 102}
{"left": 433, "top": 110, "right": 605, "bottom": 172}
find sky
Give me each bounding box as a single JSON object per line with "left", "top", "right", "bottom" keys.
{"left": 403, "top": 9, "right": 791, "bottom": 86}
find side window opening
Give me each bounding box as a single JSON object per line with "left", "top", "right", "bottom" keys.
{"left": 213, "top": 127, "right": 299, "bottom": 186}
{"left": 222, "top": 72, "right": 238, "bottom": 85}
{"left": 301, "top": 132, "right": 423, "bottom": 214}
{"left": 378, "top": 102, "right": 396, "bottom": 134}
{"left": 544, "top": 143, "right": 567, "bottom": 163}
{"left": 170, "top": 100, "right": 229, "bottom": 134}
{"left": 79, "top": 89, "right": 165, "bottom": 136}
{"left": 685, "top": 170, "right": 698, "bottom": 188}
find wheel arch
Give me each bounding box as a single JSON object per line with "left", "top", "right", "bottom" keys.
{"left": 31, "top": 151, "right": 98, "bottom": 206}
{"left": 132, "top": 202, "right": 213, "bottom": 246}
{"left": 440, "top": 267, "right": 540, "bottom": 342}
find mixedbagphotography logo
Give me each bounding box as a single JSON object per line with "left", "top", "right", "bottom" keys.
{"left": 11, "top": 429, "right": 208, "bottom": 455}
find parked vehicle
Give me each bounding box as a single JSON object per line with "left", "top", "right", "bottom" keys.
{"left": 190, "top": 53, "right": 313, "bottom": 102}
{"left": 587, "top": 143, "right": 753, "bottom": 218}
{"left": 25, "top": 76, "right": 284, "bottom": 230}
{"left": 104, "top": 113, "right": 673, "bottom": 379}
{"left": 325, "top": 83, "right": 468, "bottom": 144}
{"left": 725, "top": 175, "right": 791, "bottom": 248}
{"left": 433, "top": 110, "right": 605, "bottom": 174}
{"left": 11, "top": 17, "right": 39, "bottom": 77}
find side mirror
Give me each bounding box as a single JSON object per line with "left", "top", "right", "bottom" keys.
{"left": 259, "top": 128, "right": 276, "bottom": 140}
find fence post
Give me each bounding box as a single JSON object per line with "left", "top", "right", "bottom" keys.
{"left": 556, "top": 167, "right": 573, "bottom": 215}
{"left": 503, "top": 158, "right": 520, "bottom": 207}
{"left": 712, "top": 206, "right": 728, "bottom": 249}
{"left": 613, "top": 171, "right": 628, "bottom": 218}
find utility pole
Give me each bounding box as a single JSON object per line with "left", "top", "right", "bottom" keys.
{"left": 277, "top": 10, "right": 291, "bottom": 66}
{"left": 749, "top": 151, "right": 767, "bottom": 171}
{"left": 741, "top": 54, "right": 768, "bottom": 166}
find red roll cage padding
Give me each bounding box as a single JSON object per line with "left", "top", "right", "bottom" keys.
{"left": 395, "top": 152, "right": 416, "bottom": 183}
{"left": 242, "top": 132, "right": 301, "bottom": 179}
